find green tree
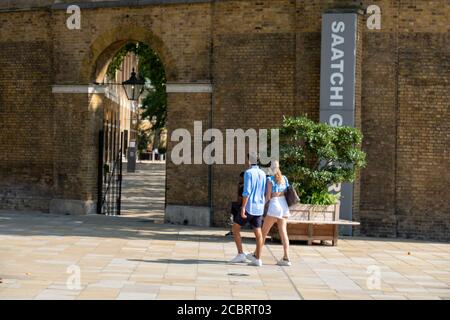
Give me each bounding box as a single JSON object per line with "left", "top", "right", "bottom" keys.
{"left": 137, "top": 128, "right": 150, "bottom": 154}
{"left": 279, "top": 116, "right": 366, "bottom": 205}
{"left": 107, "top": 42, "right": 167, "bottom": 133}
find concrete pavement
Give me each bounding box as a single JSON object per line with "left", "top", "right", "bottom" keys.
{"left": 0, "top": 211, "right": 449, "bottom": 300}
{"left": 0, "top": 162, "right": 449, "bottom": 300}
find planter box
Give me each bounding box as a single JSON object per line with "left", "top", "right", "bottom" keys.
{"left": 288, "top": 203, "right": 340, "bottom": 222}
{"left": 269, "top": 203, "right": 359, "bottom": 246}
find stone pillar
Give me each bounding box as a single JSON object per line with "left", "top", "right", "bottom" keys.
{"left": 164, "top": 83, "right": 213, "bottom": 227}
{"left": 318, "top": 9, "right": 364, "bottom": 235}
{"left": 50, "top": 85, "right": 104, "bottom": 215}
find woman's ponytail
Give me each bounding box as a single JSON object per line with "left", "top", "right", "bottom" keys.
{"left": 274, "top": 168, "right": 283, "bottom": 185}
{"left": 271, "top": 160, "right": 284, "bottom": 185}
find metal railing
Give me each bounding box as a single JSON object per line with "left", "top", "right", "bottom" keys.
{"left": 97, "top": 130, "right": 123, "bottom": 216}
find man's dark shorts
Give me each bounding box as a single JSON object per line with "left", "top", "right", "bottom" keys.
{"left": 233, "top": 211, "right": 263, "bottom": 229}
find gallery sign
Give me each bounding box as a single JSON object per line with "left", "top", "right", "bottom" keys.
{"left": 319, "top": 12, "right": 358, "bottom": 235}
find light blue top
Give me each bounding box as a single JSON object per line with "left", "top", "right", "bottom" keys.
{"left": 242, "top": 165, "right": 267, "bottom": 216}
{"left": 267, "top": 175, "right": 289, "bottom": 193}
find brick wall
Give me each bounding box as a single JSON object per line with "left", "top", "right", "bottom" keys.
{"left": 0, "top": 0, "right": 448, "bottom": 240}
{"left": 211, "top": 31, "right": 296, "bottom": 224}
{"left": 351, "top": 13, "right": 364, "bottom": 236}
{"left": 0, "top": 10, "right": 54, "bottom": 211}
{"left": 395, "top": 19, "right": 450, "bottom": 241}
{"left": 50, "top": 4, "right": 212, "bottom": 84}
{"left": 166, "top": 92, "right": 211, "bottom": 207}
{"left": 212, "top": 0, "right": 296, "bottom": 225}
{"left": 359, "top": 0, "right": 450, "bottom": 240}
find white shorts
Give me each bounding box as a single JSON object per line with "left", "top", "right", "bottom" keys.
{"left": 267, "top": 196, "right": 290, "bottom": 219}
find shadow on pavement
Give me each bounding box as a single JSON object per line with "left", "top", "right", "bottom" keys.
{"left": 128, "top": 258, "right": 229, "bottom": 265}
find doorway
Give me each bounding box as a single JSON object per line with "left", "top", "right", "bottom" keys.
{"left": 96, "top": 41, "right": 167, "bottom": 222}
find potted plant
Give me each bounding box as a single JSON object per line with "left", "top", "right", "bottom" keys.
{"left": 270, "top": 116, "right": 366, "bottom": 244}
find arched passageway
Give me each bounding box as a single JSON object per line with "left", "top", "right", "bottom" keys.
{"left": 93, "top": 40, "right": 168, "bottom": 221}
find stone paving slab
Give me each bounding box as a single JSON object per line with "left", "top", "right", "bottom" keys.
{"left": 0, "top": 211, "right": 449, "bottom": 300}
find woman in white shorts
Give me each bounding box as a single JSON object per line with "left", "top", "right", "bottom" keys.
{"left": 262, "top": 160, "right": 291, "bottom": 266}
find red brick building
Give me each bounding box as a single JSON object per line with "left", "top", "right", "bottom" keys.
{"left": 0, "top": 0, "right": 448, "bottom": 241}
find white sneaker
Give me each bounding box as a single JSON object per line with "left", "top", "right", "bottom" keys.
{"left": 277, "top": 258, "right": 292, "bottom": 266}
{"left": 229, "top": 253, "right": 248, "bottom": 263}
{"left": 248, "top": 258, "right": 263, "bottom": 267}
{"left": 245, "top": 252, "right": 257, "bottom": 262}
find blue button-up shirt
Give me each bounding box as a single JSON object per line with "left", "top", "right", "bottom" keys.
{"left": 242, "top": 165, "right": 266, "bottom": 216}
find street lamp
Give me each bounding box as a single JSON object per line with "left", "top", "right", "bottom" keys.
{"left": 121, "top": 69, "right": 144, "bottom": 173}
{"left": 122, "top": 68, "right": 145, "bottom": 101}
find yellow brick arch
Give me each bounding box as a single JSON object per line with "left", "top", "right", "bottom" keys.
{"left": 79, "top": 24, "right": 177, "bottom": 83}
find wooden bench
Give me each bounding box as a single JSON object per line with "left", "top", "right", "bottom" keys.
{"left": 270, "top": 219, "right": 360, "bottom": 246}
{"left": 268, "top": 204, "right": 360, "bottom": 246}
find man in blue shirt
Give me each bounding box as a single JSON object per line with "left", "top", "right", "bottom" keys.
{"left": 229, "top": 152, "right": 266, "bottom": 266}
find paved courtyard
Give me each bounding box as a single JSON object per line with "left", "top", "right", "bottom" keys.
{"left": 1, "top": 162, "right": 449, "bottom": 300}
{"left": 120, "top": 161, "right": 166, "bottom": 222}
{"left": 0, "top": 210, "right": 449, "bottom": 300}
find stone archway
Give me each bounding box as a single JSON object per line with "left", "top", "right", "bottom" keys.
{"left": 79, "top": 25, "right": 178, "bottom": 84}
{"left": 85, "top": 29, "right": 171, "bottom": 217}
{"left": 51, "top": 21, "right": 213, "bottom": 223}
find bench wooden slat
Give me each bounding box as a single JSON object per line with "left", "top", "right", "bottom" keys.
{"left": 285, "top": 219, "right": 360, "bottom": 226}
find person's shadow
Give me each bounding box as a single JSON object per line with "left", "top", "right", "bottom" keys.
{"left": 128, "top": 258, "right": 251, "bottom": 277}
{"left": 128, "top": 258, "right": 227, "bottom": 265}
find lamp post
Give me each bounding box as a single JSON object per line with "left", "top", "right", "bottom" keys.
{"left": 150, "top": 116, "right": 158, "bottom": 161}
{"left": 122, "top": 68, "right": 145, "bottom": 102}
{"left": 122, "top": 68, "right": 145, "bottom": 172}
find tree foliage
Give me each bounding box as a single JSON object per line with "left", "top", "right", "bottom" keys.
{"left": 279, "top": 116, "right": 366, "bottom": 205}
{"left": 107, "top": 42, "right": 167, "bottom": 130}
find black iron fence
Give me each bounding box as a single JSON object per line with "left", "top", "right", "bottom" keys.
{"left": 97, "top": 130, "right": 123, "bottom": 216}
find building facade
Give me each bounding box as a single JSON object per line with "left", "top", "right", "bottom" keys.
{"left": 0, "top": 0, "right": 448, "bottom": 240}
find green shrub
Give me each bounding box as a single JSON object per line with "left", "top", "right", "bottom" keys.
{"left": 280, "top": 116, "right": 366, "bottom": 205}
